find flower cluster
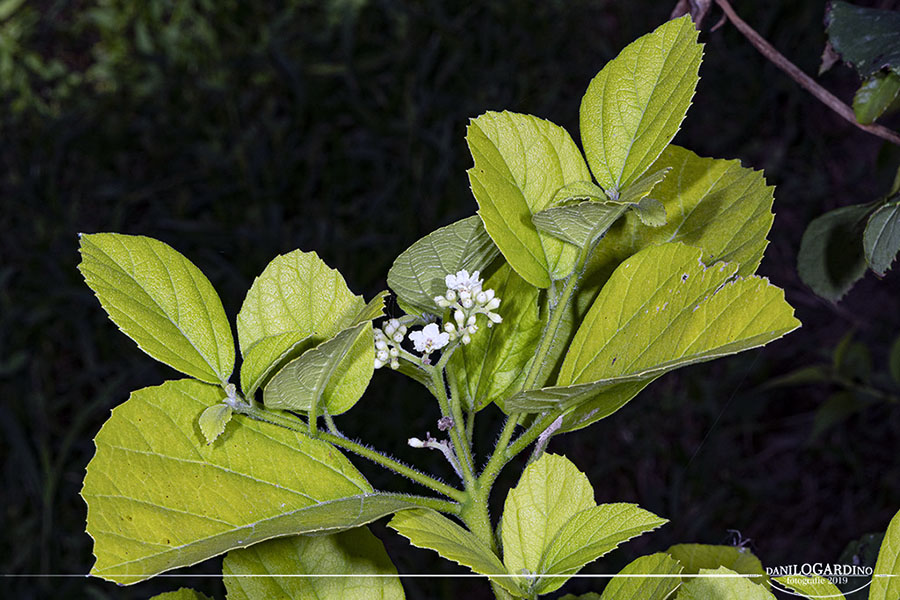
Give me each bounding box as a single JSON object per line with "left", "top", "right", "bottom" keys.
{"left": 373, "top": 318, "right": 407, "bottom": 370}
{"left": 434, "top": 269, "right": 502, "bottom": 344}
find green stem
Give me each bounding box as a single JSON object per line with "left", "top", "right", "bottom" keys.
{"left": 431, "top": 350, "right": 476, "bottom": 488}
{"left": 318, "top": 431, "right": 467, "bottom": 502}
{"left": 478, "top": 414, "right": 521, "bottom": 490}
{"left": 231, "top": 401, "right": 466, "bottom": 502}
{"left": 466, "top": 408, "right": 475, "bottom": 448}
{"left": 323, "top": 411, "right": 340, "bottom": 436}
{"left": 504, "top": 411, "right": 565, "bottom": 462}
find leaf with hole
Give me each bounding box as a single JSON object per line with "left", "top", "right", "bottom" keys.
{"left": 223, "top": 528, "right": 405, "bottom": 600}
{"left": 580, "top": 16, "right": 701, "bottom": 194}
{"left": 467, "top": 111, "right": 592, "bottom": 287}
{"left": 78, "top": 233, "right": 235, "bottom": 385}
{"left": 387, "top": 216, "right": 499, "bottom": 316}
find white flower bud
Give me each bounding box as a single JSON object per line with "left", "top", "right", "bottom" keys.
{"left": 485, "top": 298, "right": 501, "bottom": 311}
{"left": 435, "top": 296, "right": 450, "bottom": 308}
{"left": 389, "top": 347, "right": 399, "bottom": 358}
{"left": 383, "top": 323, "right": 396, "bottom": 337}
{"left": 454, "top": 310, "right": 465, "bottom": 327}
{"left": 444, "top": 322, "right": 456, "bottom": 333}
{"left": 377, "top": 349, "right": 389, "bottom": 362}
{"left": 476, "top": 291, "right": 487, "bottom": 304}
{"left": 488, "top": 312, "right": 503, "bottom": 323}
{"left": 393, "top": 333, "right": 404, "bottom": 343}
{"left": 483, "top": 288, "right": 495, "bottom": 302}
{"left": 445, "top": 289, "right": 457, "bottom": 302}
{"left": 408, "top": 437, "right": 426, "bottom": 448}
{"left": 461, "top": 333, "right": 471, "bottom": 345}
{"left": 375, "top": 340, "right": 387, "bottom": 350}
{"left": 390, "top": 358, "right": 399, "bottom": 370}
{"left": 388, "top": 318, "right": 400, "bottom": 330}
{"left": 459, "top": 290, "right": 471, "bottom": 301}
{"left": 466, "top": 315, "right": 477, "bottom": 326}
{"left": 374, "top": 358, "right": 385, "bottom": 369}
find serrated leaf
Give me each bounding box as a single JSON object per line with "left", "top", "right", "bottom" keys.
{"left": 552, "top": 180, "right": 609, "bottom": 204}
{"left": 467, "top": 111, "right": 593, "bottom": 287}
{"left": 501, "top": 454, "right": 596, "bottom": 581}
{"left": 198, "top": 403, "right": 232, "bottom": 445}
{"left": 580, "top": 16, "right": 701, "bottom": 194}
{"left": 599, "top": 553, "right": 683, "bottom": 600}
{"left": 448, "top": 263, "right": 544, "bottom": 412}
{"left": 264, "top": 322, "right": 373, "bottom": 416}
{"left": 237, "top": 249, "right": 365, "bottom": 355}
{"left": 864, "top": 201, "right": 900, "bottom": 276}
{"left": 677, "top": 567, "right": 776, "bottom": 600}
{"left": 774, "top": 575, "right": 845, "bottom": 599}
{"left": 82, "top": 379, "right": 409, "bottom": 585}
{"left": 870, "top": 508, "right": 900, "bottom": 600}
{"left": 667, "top": 544, "right": 769, "bottom": 589}
{"left": 240, "top": 331, "right": 313, "bottom": 397}
{"left": 355, "top": 290, "right": 389, "bottom": 322}
{"left": 854, "top": 72, "right": 900, "bottom": 124}
{"left": 388, "top": 509, "right": 523, "bottom": 597}
{"left": 387, "top": 217, "right": 499, "bottom": 316}
{"left": 78, "top": 233, "right": 235, "bottom": 385}
{"left": 632, "top": 197, "right": 667, "bottom": 227}
{"left": 148, "top": 589, "right": 213, "bottom": 600}
{"left": 533, "top": 201, "right": 628, "bottom": 249}
{"left": 535, "top": 503, "right": 667, "bottom": 595}
{"left": 223, "top": 528, "right": 405, "bottom": 600}
{"left": 618, "top": 167, "right": 672, "bottom": 205}
{"left": 578, "top": 145, "right": 775, "bottom": 317}
{"left": 508, "top": 243, "right": 799, "bottom": 430}
{"left": 827, "top": 1, "right": 900, "bottom": 78}
{"left": 798, "top": 205, "right": 872, "bottom": 302}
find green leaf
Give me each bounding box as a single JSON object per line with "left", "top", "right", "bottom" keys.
{"left": 387, "top": 216, "right": 499, "bottom": 316}
{"left": 580, "top": 16, "right": 701, "bottom": 193}
{"left": 870, "top": 508, "right": 900, "bottom": 600}
{"left": 467, "top": 111, "right": 592, "bottom": 287}
{"left": 78, "top": 233, "right": 235, "bottom": 385}
{"left": 508, "top": 243, "right": 799, "bottom": 430}
{"left": 578, "top": 145, "right": 775, "bottom": 317}
{"left": 240, "top": 331, "right": 314, "bottom": 397}
{"left": 618, "top": 167, "right": 672, "bottom": 205}
{"left": 448, "top": 263, "right": 544, "bottom": 412}
{"left": 667, "top": 544, "right": 769, "bottom": 589}
{"left": 552, "top": 180, "right": 609, "bottom": 204}
{"left": 198, "top": 403, "right": 232, "bottom": 445}
{"left": 774, "top": 575, "right": 846, "bottom": 600}
{"left": 82, "top": 379, "right": 412, "bottom": 585}
{"left": 599, "top": 553, "right": 684, "bottom": 600}
{"left": 798, "top": 204, "right": 872, "bottom": 302}
{"left": 148, "top": 589, "right": 213, "bottom": 600}
{"left": 237, "top": 249, "right": 365, "bottom": 355}
{"left": 827, "top": 1, "right": 900, "bottom": 78}
{"left": 501, "top": 454, "right": 596, "bottom": 583}
{"left": 677, "top": 567, "right": 776, "bottom": 600}
{"left": 223, "top": 528, "right": 405, "bottom": 600}
{"left": 533, "top": 202, "right": 629, "bottom": 249}
{"left": 535, "top": 503, "right": 667, "bottom": 595}
{"left": 811, "top": 392, "right": 869, "bottom": 440}
{"left": 388, "top": 509, "right": 523, "bottom": 597}
{"left": 853, "top": 72, "right": 900, "bottom": 124}
{"left": 631, "top": 197, "right": 667, "bottom": 227}
{"left": 264, "top": 322, "right": 374, "bottom": 416}
{"left": 864, "top": 201, "right": 900, "bottom": 276}
{"left": 354, "top": 290, "right": 389, "bottom": 322}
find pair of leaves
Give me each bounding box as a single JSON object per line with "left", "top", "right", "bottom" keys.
{"left": 505, "top": 242, "right": 799, "bottom": 433}
{"left": 237, "top": 249, "right": 385, "bottom": 415}
{"left": 82, "top": 379, "right": 420, "bottom": 585}
{"left": 389, "top": 454, "right": 665, "bottom": 598}
{"left": 467, "top": 16, "right": 701, "bottom": 289}
{"left": 798, "top": 169, "right": 900, "bottom": 301}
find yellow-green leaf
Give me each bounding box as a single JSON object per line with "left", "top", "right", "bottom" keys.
{"left": 83, "top": 379, "right": 391, "bottom": 585}
{"left": 240, "top": 331, "right": 314, "bottom": 397}
{"left": 197, "top": 403, "right": 232, "bottom": 445}
{"left": 223, "top": 528, "right": 405, "bottom": 600}
{"left": 388, "top": 509, "right": 523, "bottom": 597}
{"left": 578, "top": 145, "right": 775, "bottom": 317}
{"left": 870, "top": 508, "right": 900, "bottom": 600}
{"left": 580, "top": 16, "right": 701, "bottom": 193}
{"left": 263, "top": 322, "right": 374, "bottom": 416}
{"left": 237, "top": 249, "right": 365, "bottom": 355}
{"left": 667, "top": 544, "right": 769, "bottom": 589}
{"left": 467, "top": 111, "right": 592, "bottom": 287}
{"left": 677, "top": 567, "right": 776, "bottom": 599}
{"left": 78, "top": 233, "right": 235, "bottom": 385}
{"left": 599, "top": 553, "right": 683, "bottom": 600}
{"left": 148, "top": 589, "right": 213, "bottom": 600}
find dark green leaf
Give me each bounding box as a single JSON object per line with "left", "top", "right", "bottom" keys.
{"left": 864, "top": 201, "right": 900, "bottom": 276}
{"left": 827, "top": 1, "right": 900, "bottom": 77}
{"left": 797, "top": 204, "right": 873, "bottom": 301}
{"left": 853, "top": 72, "right": 900, "bottom": 124}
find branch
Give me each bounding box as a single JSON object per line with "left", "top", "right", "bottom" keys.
{"left": 713, "top": 0, "right": 900, "bottom": 146}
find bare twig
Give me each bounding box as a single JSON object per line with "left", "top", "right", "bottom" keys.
{"left": 713, "top": 0, "right": 900, "bottom": 146}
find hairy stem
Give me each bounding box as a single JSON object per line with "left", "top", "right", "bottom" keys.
{"left": 431, "top": 351, "right": 477, "bottom": 488}
{"left": 714, "top": 0, "right": 900, "bottom": 146}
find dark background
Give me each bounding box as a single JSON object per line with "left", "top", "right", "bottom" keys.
{"left": 2, "top": 1, "right": 900, "bottom": 598}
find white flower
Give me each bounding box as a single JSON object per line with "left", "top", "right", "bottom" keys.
{"left": 445, "top": 269, "right": 482, "bottom": 295}
{"left": 408, "top": 323, "right": 450, "bottom": 354}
